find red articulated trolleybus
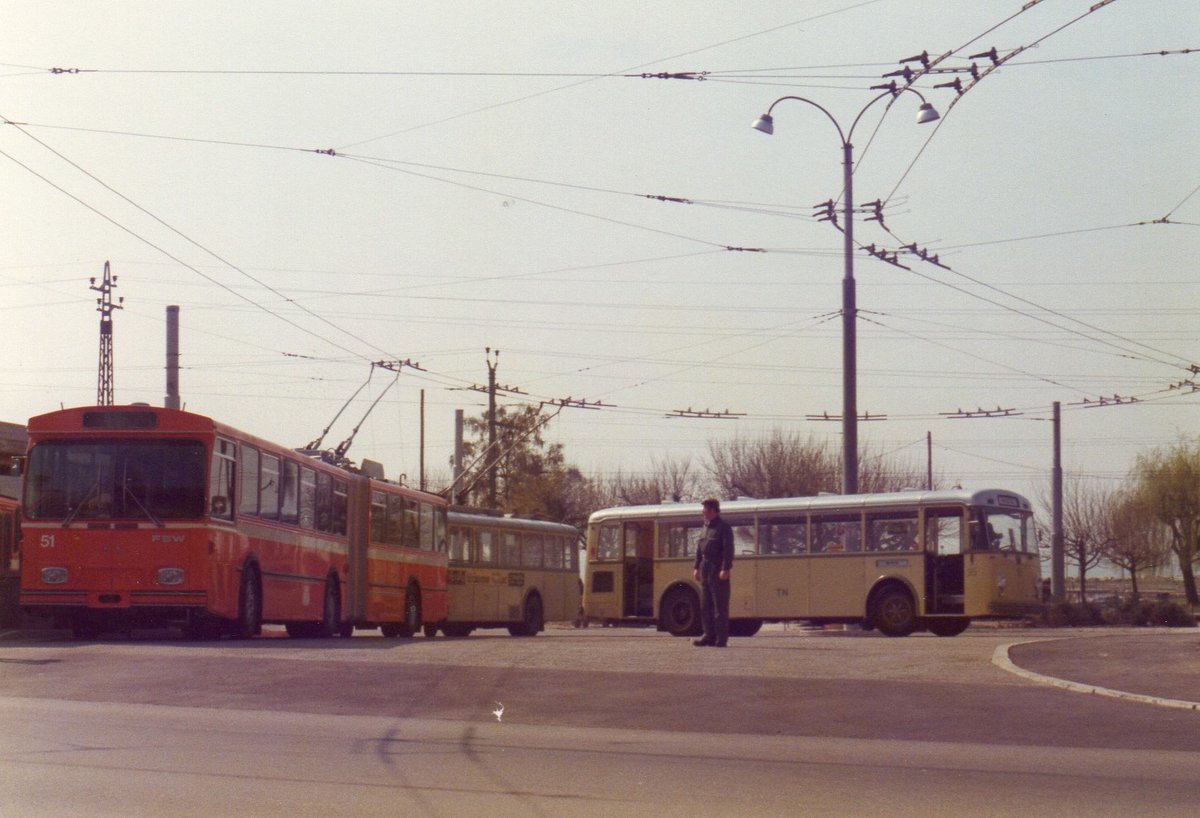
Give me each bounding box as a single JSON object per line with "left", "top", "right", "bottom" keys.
{"left": 19, "top": 405, "right": 448, "bottom": 639}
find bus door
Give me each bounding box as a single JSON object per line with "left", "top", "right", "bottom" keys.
{"left": 622, "top": 521, "right": 654, "bottom": 618}
{"left": 923, "top": 508, "right": 965, "bottom": 614}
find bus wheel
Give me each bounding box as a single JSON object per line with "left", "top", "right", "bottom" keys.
{"left": 509, "top": 594, "right": 543, "bottom": 637}
{"left": 442, "top": 623, "right": 472, "bottom": 638}
{"left": 423, "top": 622, "right": 439, "bottom": 638}
{"left": 318, "top": 578, "right": 341, "bottom": 638}
{"left": 234, "top": 564, "right": 262, "bottom": 639}
{"left": 380, "top": 623, "right": 399, "bottom": 638}
{"left": 873, "top": 587, "right": 917, "bottom": 637}
{"left": 728, "top": 618, "right": 763, "bottom": 638}
{"left": 659, "top": 586, "right": 702, "bottom": 637}
{"left": 925, "top": 617, "right": 970, "bottom": 637}
{"left": 397, "top": 585, "right": 421, "bottom": 638}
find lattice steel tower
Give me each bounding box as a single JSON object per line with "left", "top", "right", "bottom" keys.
{"left": 90, "top": 261, "right": 123, "bottom": 406}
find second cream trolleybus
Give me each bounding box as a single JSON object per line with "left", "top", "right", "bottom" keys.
{"left": 583, "top": 489, "right": 1042, "bottom": 638}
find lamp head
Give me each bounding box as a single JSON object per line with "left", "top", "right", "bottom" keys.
{"left": 916, "top": 102, "right": 940, "bottom": 124}
{"left": 751, "top": 113, "right": 774, "bottom": 135}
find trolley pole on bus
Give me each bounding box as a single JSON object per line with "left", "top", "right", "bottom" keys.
{"left": 752, "top": 89, "right": 940, "bottom": 495}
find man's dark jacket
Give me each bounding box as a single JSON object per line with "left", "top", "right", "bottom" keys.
{"left": 693, "top": 515, "right": 734, "bottom": 575}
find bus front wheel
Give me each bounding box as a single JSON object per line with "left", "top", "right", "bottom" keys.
{"left": 872, "top": 587, "right": 917, "bottom": 637}
{"left": 660, "top": 587, "right": 702, "bottom": 637}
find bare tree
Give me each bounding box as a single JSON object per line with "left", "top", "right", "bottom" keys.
{"left": 707, "top": 430, "right": 838, "bottom": 499}
{"left": 1104, "top": 487, "right": 1171, "bottom": 600}
{"left": 1038, "top": 476, "right": 1110, "bottom": 602}
{"left": 706, "top": 429, "right": 930, "bottom": 500}
{"left": 597, "top": 455, "right": 701, "bottom": 507}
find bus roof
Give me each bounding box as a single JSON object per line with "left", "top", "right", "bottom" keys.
{"left": 448, "top": 510, "right": 578, "bottom": 536}
{"left": 586, "top": 488, "right": 1033, "bottom": 525}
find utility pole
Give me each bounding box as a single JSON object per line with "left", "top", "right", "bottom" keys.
{"left": 1051, "top": 401, "right": 1065, "bottom": 603}
{"left": 90, "top": 261, "right": 123, "bottom": 406}
{"left": 165, "top": 305, "right": 181, "bottom": 409}
{"left": 486, "top": 348, "right": 499, "bottom": 509}
{"left": 926, "top": 431, "right": 933, "bottom": 491}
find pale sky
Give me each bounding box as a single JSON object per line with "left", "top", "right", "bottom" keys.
{"left": 2, "top": 0, "right": 1197, "bottom": 506}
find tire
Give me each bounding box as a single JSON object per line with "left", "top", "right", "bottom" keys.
{"left": 396, "top": 585, "right": 420, "bottom": 638}
{"left": 380, "top": 623, "right": 400, "bottom": 638}
{"left": 442, "top": 623, "right": 473, "bottom": 638}
{"left": 873, "top": 587, "right": 917, "bottom": 638}
{"left": 925, "top": 617, "right": 970, "bottom": 637}
{"left": 234, "top": 564, "right": 262, "bottom": 639}
{"left": 317, "top": 578, "right": 341, "bottom": 638}
{"left": 423, "top": 623, "right": 439, "bottom": 638}
{"left": 286, "top": 622, "right": 318, "bottom": 638}
{"left": 728, "top": 618, "right": 763, "bottom": 638}
{"left": 508, "top": 594, "right": 543, "bottom": 637}
{"left": 659, "top": 586, "right": 702, "bottom": 637}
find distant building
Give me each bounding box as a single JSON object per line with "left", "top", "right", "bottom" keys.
{"left": 0, "top": 421, "right": 26, "bottom": 501}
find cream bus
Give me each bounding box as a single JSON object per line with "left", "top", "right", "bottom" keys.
{"left": 583, "top": 489, "right": 1042, "bottom": 638}
{"left": 441, "top": 509, "right": 581, "bottom": 637}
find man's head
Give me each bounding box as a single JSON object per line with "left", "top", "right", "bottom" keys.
{"left": 702, "top": 497, "right": 720, "bottom": 522}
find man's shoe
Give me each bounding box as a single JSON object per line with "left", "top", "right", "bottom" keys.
{"left": 693, "top": 639, "right": 713, "bottom": 647}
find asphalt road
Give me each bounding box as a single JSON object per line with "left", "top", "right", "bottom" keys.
{"left": 0, "top": 624, "right": 1197, "bottom": 816}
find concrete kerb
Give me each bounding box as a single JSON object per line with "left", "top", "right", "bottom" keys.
{"left": 993, "top": 634, "right": 1200, "bottom": 712}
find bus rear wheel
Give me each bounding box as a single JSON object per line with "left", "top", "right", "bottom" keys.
{"left": 509, "top": 594, "right": 543, "bottom": 636}
{"left": 873, "top": 587, "right": 917, "bottom": 637}
{"left": 396, "top": 585, "right": 421, "bottom": 638}
{"left": 660, "top": 586, "right": 702, "bottom": 637}
{"left": 925, "top": 617, "right": 970, "bottom": 637}
{"left": 317, "top": 578, "right": 341, "bottom": 638}
{"left": 234, "top": 564, "right": 262, "bottom": 639}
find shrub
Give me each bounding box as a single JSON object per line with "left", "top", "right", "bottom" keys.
{"left": 1131, "top": 600, "right": 1196, "bottom": 628}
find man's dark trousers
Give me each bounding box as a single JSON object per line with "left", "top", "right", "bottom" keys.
{"left": 699, "top": 570, "right": 730, "bottom": 645}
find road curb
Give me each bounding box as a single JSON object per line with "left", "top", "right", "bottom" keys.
{"left": 993, "top": 636, "right": 1200, "bottom": 712}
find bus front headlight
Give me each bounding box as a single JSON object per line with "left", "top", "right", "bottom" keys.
{"left": 157, "top": 567, "right": 185, "bottom": 586}
{"left": 41, "top": 567, "right": 69, "bottom": 584}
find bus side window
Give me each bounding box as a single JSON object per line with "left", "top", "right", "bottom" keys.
{"left": 298, "top": 467, "right": 316, "bottom": 529}
{"left": 332, "top": 478, "right": 348, "bottom": 535}
{"left": 478, "top": 529, "right": 494, "bottom": 565}
{"left": 370, "top": 491, "right": 387, "bottom": 542}
{"left": 209, "top": 438, "right": 236, "bottom": 521}
{"left": 314, "top": 472, "right": 332, "bottom": 532}
{"left": 279, "top": 460, "right": 300, "bottom": 525}
{"left": 260, "top": 454, "right": 280, "bottom": 520}
{"left": 385, "top": 495, "right": 404, "bottom": 545}
{"left": 237, "top": 445, "right": 260, "bottom": 517}
{"left": 926, "top": 510, "right": 963, "bottom": 555}
{"left": 813, "top": 514, "right": 860, "bottom": 553}
{"left": 596, "top": 524, "right": 620, "bottom": 560}
{"left": 761, "top": 515, "right": 807, "bottom": 555}
{"left": 727, "top": 517, "right": 756, "bottom": 555}
{"left": 867, "top": 513, "right": 918, "bottom": 552}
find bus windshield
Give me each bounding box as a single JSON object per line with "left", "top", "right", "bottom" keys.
{"left": 24, "top": 440, "right": 208, "bottom": 522}
{"left": 974, "top": 508, "right": 1035, "bottom": 553}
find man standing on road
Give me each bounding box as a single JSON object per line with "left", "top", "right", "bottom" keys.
{"left": 692, "top": 498, "right": 734, "bottom": 647}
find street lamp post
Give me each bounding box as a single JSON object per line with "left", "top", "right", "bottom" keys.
{"left": 752, "top": 89, "right": 939, "bottom": 495}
